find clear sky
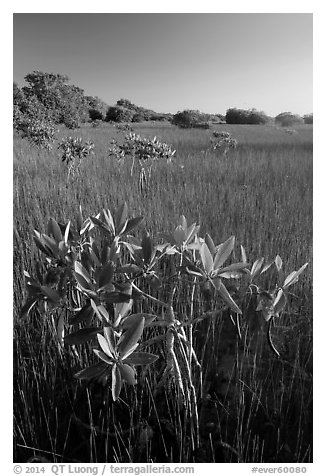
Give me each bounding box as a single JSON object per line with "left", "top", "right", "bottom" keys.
{"left": 13, "top": 13, "right": 312, "bottom": 117}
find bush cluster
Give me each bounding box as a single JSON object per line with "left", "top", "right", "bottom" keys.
{"left": 58, "top": 136, "right": 94, "bottom": 164}
{"left": 87, "top": 96, "right": 108, "bottom": 121}
{"left": 13, "top": 71, "right": 313, "bottom": 138}
{"left": 90, "top": 119, "right": 102, "bottom": 128}
{"left": 106, "top": 106, "right": 135, "bottom": 123}
{"left": 172, "top": 110, "right": 209, "bottom": 128}
{"left": 108, "top": 132, "right": 176, "bottom": 163}
{"left": 13, "top": 104, "right": 57, "bottom": 150}
{"left": 210, "top": 131, "right": 238, "bottom": 154}
{"left": 225, "top": 108, "right": 270, "bottom": 125}
{"left": 172, "top": 110, "right": 225, "bottom": 129}
{"left": 58, "top": 136, "right": 94, "bottom": 177}
{"left": 108, "top": 133, "right": 176, "bottom": 191}
{"left": 105, "top": 98, "right": 172, "bottom": 124}
{"left": 274, "top": 113, "right": 304, "bottom": 127}
{"left": 13, "top": 73, "right": 109, "bottom": 129}
{"left": 303, "top": 114, "right": 313, "bottom": 125}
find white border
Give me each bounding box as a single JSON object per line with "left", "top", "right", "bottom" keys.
{"left": 4, "top": 2, "right": 323, "bottom": 472}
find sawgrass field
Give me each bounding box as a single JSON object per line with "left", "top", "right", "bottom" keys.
{"left": 13, "top": 122, "right": 313, "bottom": 463}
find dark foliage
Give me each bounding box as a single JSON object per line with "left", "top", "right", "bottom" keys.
{"left": 13, "top": 72, "right": 108, "bottom": 128}
{"left": 275, "top": 112, "right": 304, "bottom": 127}
{"left": 106, "top": 106, "right": 135, "bottom": 123}
{"left": 303, "top": 114, "right": 313, "bottom": 125}
{"left": 226, "top": 108, "right": 270, "bottom": 125}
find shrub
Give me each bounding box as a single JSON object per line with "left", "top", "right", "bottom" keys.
{"left": 86, "top": 95, "right": 108, "bottom": 121}
{"left": 225, "top": 108, "right": 246, "bottom": 124}
{"left": 22, "top": 71, "right": 90, "bottom": 126}
{"left": 14, "top": 83, "right": 52, "bottom": 122}
{"left": 63, "top": 114, "right": 81, "bottom": 130}
{"left": 13, "top": 81, "right": 58, "bottom": 149}
{"left": 275, "top": 112, "right": 304, "bottom": 127}
{"left": 14, "top": 112, "right": 57, "bottom": 150}
{"left": 116, "top": 98, "right": 133, "bottom": 108}
{"left": 58, "top": 136, "right": 94, "bottom": 177}
{"left": 13, "top": 82, "right": 25, "bottom": 105}
{"left": 115, "top": 98, "right": 156, "bottom": 121}
{"left": 214, "top": 114, "right": 226, "bottom": 123}
{"left": 210, "top": 130, "right": 238, "bottom": 155}
{"left": 108, "top": 133, "right": 176, "bottom": 191}
{"left": 106, "top": 106, "right": 135, "bottom": 123}
{"left": 21, "top": 203, "right": 308, "bottom": 422}
{"left": 247, "top": 109, "right": 270, "bottom": 125}
{"left": 226, "top": 108, "right": 269, "bottom": 125}
{"left": 132, "top": 113, "right": 145, "bottom": 123}
{"left": 173, "top": 110, "right": 234, "bottom": 128}
{"left": 108, "top": 132, "right": 176, "bottom": 163}
{"left": 89, "top": 109, "right": 104, "bottom": 121}
{"left": 303, "top": 114, "right": 313, "bottom": 124}
{"left": 13, "top": 104, "right": 25, "bottom": 130}
{"left": 172, "top": 109, "right": 204, "bottom": 128}
{"left": 90, "top": 119, "right": 101, "bottom": 128}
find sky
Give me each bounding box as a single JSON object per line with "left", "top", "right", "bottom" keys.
{"left": 13, "top": 13, "right": 312, "bottom": 116}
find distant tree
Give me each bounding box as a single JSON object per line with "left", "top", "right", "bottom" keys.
{"left": 225, "top": 108, "right": 269, "bottom": 125}
{"left": 86, "top": 95, "right": 109, "bottom": 121}
{"left": 275, "top": 112, "right": 304, "bottom": 127}
{"left": 132, "top": 113, "right": 145, "bottom": 123}
{"left": 105, "top": 106, "right": 134, "bottom": 123}
{"left": 225, "top": 108, "right": 247, "bottom": 124}
{"left": 139, "top": 109, "right": 152, "bottom": 121}
{"left": 172, "top": 110, "right": 192, "bottom": 128}
{"left": 172, "top": 110, "right": 204, "bottom": 128}
{"left": 116, "top": 98, "right": 133, "bottom": 108}
{"left": 303, "top": 113, "right": 313, "bottom": 124}
{"left": 210, "top": 114, "right": 225, "bottom": 123}
{"left": 89, "top": 109, "right": 103, "bottom": 121}
{"left": 112, "top": 98, "right": 167, "bottom": 123}
{"left": 247, "top": 109, "right": 270, "bottom": 125}
{"left": 216, "top": 114, "right": 226, "bottom": 122}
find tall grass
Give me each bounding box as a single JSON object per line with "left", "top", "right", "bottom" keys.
{"left": 13, "top": 122, "right": 312, "bottom": 463}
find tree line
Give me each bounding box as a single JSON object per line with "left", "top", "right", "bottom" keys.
{"left": 13, "top": 70, "right": 313, "bottom": 131}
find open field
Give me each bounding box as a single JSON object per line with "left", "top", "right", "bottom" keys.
{"left": 13, "top": 122, "right": 313, "bottom": 463}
